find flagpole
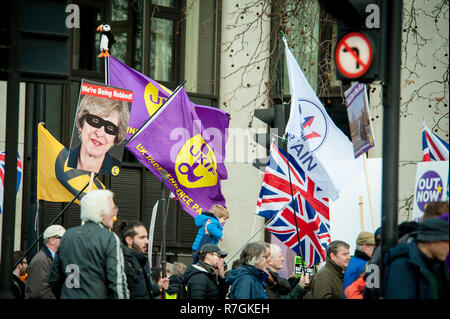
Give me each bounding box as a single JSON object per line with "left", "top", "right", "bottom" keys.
{"left": 225, "top": 213, "right": 278, "bottom": 266}
{"left": 283, "top": 136, "right": 304, "bottom": 261}
{"left": 280, "top": 32, "right": 304, "bottom": 261}
{"left": 12, "top": 175, "right": 97, "bottom": 270}
{"left": 363, "top": 153, "right": 377, "bottom": 231}
{"left": 359, "top": 195, "right": 365, "bottom": 231}
{"left": 160, "top": 170, "right": 167, "bottom": 299}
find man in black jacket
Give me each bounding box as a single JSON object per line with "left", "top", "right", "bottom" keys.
{"left": 48, "top": 190, "right": 129, "bottom": 299}
{"left": 118, "top": 221, "right": 169, "bottom": 298}
{"left": 183, "top": 244, "right": 228, "bottom": 299}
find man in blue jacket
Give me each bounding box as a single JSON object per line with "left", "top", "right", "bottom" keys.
{"left": 343, "top": 231, "right": 376, "bottom": 294}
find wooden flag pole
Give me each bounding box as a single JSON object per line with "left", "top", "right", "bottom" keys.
{"left": 363, "top": 153, "right": 377, "bottom": 231}
{"left": 359, "top": 195, "right": 365, "bottom": 231}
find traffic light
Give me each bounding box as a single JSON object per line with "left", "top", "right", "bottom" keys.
{"left": 319, "top": 0, "right": 385, "bottom": 83}
{"left": 252, "top": 104, "right": 290, "bottom": 171}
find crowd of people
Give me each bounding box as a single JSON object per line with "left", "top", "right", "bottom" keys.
{"left": 9, "top": 189, "right": 449, "bottom": 299}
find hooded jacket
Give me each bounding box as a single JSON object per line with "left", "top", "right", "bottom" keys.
{"left": 48, "top": 221, "right": 129, "bottom": 299}
{"left": 183, "top": 261, "right": 227, "bottom": 300}
{"left": 226, "top": 265, "right": 269, "bottom": 299}
{"left": 383, "top": 239, "right": 449, "bottom": 299}
{"left": 192, "top": 212, "right": 223, "bottom": 251}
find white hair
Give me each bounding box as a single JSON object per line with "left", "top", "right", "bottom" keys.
{"left": 80, "top": 189, "right": 114, "bottom": 223}
{"left": 269, "top": 244, "right": 282, "bottom": 259}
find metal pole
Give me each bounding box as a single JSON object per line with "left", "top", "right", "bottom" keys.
{"left": 0, "top": 0, "right": 21, "bottom": 299}
{"left": 160, "top": 170, "right": 167, "bottom": 298}
{"left": 26, "top": 84, "right": 41, "bottom": 260}
{"left": 12, "top": 175, "right": 96, "bottom": 270}
{"left": 380, "top": 0, "right": 402, "bottom": 297}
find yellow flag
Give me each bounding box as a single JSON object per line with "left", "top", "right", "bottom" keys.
{"left": 37, "top": 123, "right": 105, "bottom": 204}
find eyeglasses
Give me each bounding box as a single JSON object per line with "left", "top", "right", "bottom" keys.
{"left": 84, "top": 113, "right": 119, "bottom": 136}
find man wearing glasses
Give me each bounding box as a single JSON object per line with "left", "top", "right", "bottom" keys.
{"left": 12, "top": 251, "right": 28, "bottom": 299}
{"left": 183, "top": 243, "right": 228, "bottom": 299}
{"left": 25, "top": 225, "right": 66, "bottom": 299}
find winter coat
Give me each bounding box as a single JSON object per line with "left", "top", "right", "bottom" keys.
{"left": 183, "top": 261, "right": 227, "bottom": 300}
{"left": 25, "top": 245, "right": 56, "bottom": 299}
{"left": 343, "top": 250, "right": 371, "bottom": 292}
{"left": 383, "top": 239, "right": 449, "bottom": 299}
{"left": 363, "top": 230, "right": 418, "bottom": 299}
{"left": 226, "top": 264, "right": 269, "bottom": 299}
{"left": 166, "top": 274, "right": 187, "bottom": 299}
{"left": 344, "top": 273, "right": 365, "bottom": 299}
{"left": 265, "top": 269, "right": 307, "bottom": 299}
{"left": 308, "top": 259, "right": 345, "bottom": 299}
{"left": 48, "top": 221, "right": 129, "bottom": 299}
{"left": 12, "top": 274, "right": 25, "bottom": 299}
{"left": 122, "top": 245, "right": 159, "bottom": 299}
{"left": 192, "top": 212, "right": 223, "bottom": 251}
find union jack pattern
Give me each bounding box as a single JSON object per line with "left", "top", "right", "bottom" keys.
{"left": 256, "top": 143, "right": 329, "bottom": 221}
{"left": 265, "top": 192, "right": 330, "bottom": 267}
{"left": 0, "top": 151, "right": 23, "bottom": 214}
{"left": 422, "top": 125, "right": 449, "bottom": 161}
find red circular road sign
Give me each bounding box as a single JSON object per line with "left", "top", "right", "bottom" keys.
{"left": 335, "top": 32, "right": 373, "bottom": 79}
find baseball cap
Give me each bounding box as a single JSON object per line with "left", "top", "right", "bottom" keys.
{"left": 198, "top": 244, "right": 228, "bottom": 258}
{"left": 43, "top": 225, "right": 66, "bottom": 240}
{"left": 356, "top": 231, "right": 375, "bottom": 245}
{"left": 417, "top": 218, "right": 449, "bottom": 242}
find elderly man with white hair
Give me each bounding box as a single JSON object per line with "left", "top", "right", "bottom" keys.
{"left": 265, "top": 244, "right": 310, "bottom": 299}
{"left": 48, "top": 189, "right": 129, "bottom": 299}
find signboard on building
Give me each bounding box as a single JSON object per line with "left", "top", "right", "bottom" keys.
{"left": 412, "top": 161, "right": 449, "bottom": 221}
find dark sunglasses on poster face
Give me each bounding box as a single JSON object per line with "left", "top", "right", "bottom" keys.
{"left": 84, "top": 113, "right": 119, "bottom": 136}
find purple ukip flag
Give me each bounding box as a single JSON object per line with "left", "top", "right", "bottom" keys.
{"left": 108, "top": 56, "right": 229, "bottom": 180}
{"left": 126, "top": 86, "right": 226, "bottom": 217}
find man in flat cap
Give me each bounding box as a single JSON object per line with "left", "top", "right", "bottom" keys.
{"left": 25, "top": 225, "right": 66, "bottom": 299}
{"left": 343, "top": 231, "right": 376, "bottom": 294}
{"left": 383, "top": 218, "right": 449, "bottom": 299}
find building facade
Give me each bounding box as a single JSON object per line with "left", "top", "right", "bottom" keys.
{"left": 0, "top": 0, "right": 448, "bottom": 271}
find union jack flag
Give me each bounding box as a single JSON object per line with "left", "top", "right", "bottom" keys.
{"left": 256, "top": 143, "right": 329, "bottom": 220}
{"left": 0, "top": 151, "right": 23, "bottom": 214}
{"left": 422, "top": 125, "right": 449, "bottom": 161}
{"left": 266, "top": 192, "right": 330, "bottom": 267}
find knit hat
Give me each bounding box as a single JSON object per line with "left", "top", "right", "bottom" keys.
{"left": 356, "top": 231, "right": 376, "bottom": 245}
{"left": 416, "top": 218, "right": 449, "bottom": 242}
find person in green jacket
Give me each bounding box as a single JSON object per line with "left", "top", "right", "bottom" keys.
{"left": 308, "top": 240, "right": 351, "bottom": 299}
